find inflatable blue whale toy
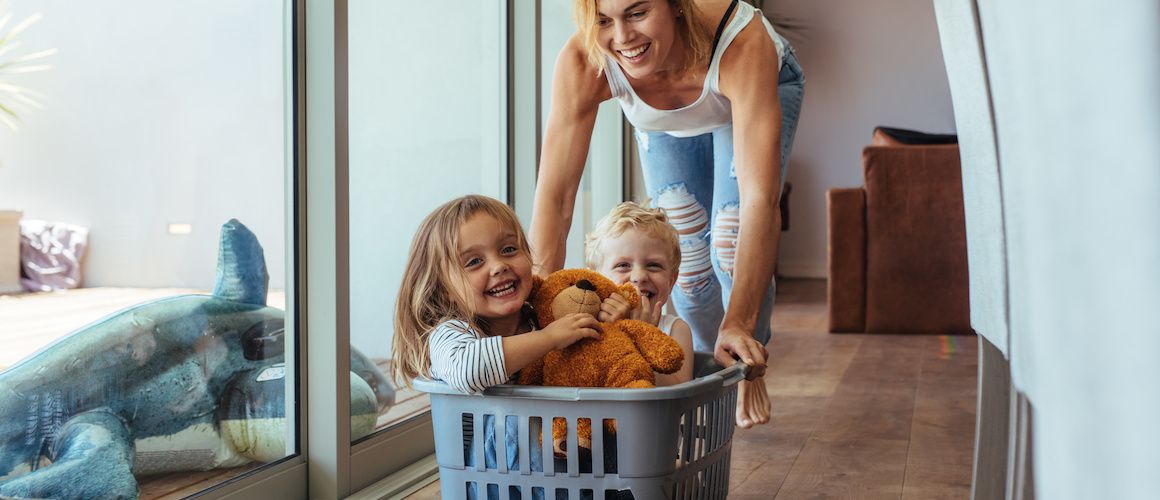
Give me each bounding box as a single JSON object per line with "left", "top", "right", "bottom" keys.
{"left": 0, "top": 219, "right": 394, "bottom": 499}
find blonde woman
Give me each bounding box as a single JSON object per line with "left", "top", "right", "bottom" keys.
{"left": 530, "top": 0, "right": 804, "bottom": 429}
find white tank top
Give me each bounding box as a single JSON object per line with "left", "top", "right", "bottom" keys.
{"left": 603, "top": 1, "right": 785, "bottom": 138}
{"left": 659, "top": 313, "right": 680, "bottom": 335}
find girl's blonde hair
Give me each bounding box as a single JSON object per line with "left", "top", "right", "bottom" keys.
{"left": 392, "top": 195, "right": 532, "bottom": 388}
{"left": 573, "top": 0, "right": 712, "bottom": 75}
{"left": 585, "top": 201, "right": 681, "bottom": 274}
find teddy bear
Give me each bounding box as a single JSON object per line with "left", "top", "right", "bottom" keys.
{"left": 515, "top": 268, "right": 684, "bottom": 458}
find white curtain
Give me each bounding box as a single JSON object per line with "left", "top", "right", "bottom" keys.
{"left": 974, "top": 0, "right": 1160, "bottom": 498}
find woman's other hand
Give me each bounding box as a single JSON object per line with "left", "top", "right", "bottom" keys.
{"left": 714, "top": 327, "right": 768, "bottom": 380}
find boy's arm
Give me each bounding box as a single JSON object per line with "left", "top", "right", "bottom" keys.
{"left": 617, "top": 319, "right": 684, "bottom": 375}
{"left": 655, "top": 319, "right": 694, "bottom": 385}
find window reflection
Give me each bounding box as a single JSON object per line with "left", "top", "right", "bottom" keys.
{"left": 347, "top": 0, "right": 505, "bottom": 439}
{"left": 0, "top": 1, "right": 294, "bottom": 497}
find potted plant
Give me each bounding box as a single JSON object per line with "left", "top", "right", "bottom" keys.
{"left": 0, "top": 1, "right": 56, "bottom": 131}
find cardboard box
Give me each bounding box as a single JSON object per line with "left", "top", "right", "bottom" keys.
{"left": 0, "top": 210, "right": 22, "bottom": 294}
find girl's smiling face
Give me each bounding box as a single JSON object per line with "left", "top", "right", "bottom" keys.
{"left": 595, "top": 0, "right": 683, "bottom": 79}
{"left": 457, "top": 213, "right": 534, "bottom": 321}
{"left": 596, "top": 228, "right": 676, "bottom": 306}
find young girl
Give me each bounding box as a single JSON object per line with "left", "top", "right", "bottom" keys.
{"left": 393, "top": 194, "right": 602, "bottom": 393}
{"left": 394, "top": 195, "right": 606, "bottom": 500}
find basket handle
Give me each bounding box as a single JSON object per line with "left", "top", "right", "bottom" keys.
{"left": 717, "top": 360, "right": 750, "bottom": 387}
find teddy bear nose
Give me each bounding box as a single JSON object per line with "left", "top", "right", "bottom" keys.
{"left": 576, "top": 279, "right": 596, "bottom": 292}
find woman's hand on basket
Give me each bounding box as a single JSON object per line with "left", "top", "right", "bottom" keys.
{"left": 714, "top": 327, "right": 768, "bottom": 380}
{"left": 544, "top": 313, "right": 603, "bottom": 350}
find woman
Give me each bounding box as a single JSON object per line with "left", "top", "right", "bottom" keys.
{"left": 530, "top": 0, "right": 804, "bottom": 428}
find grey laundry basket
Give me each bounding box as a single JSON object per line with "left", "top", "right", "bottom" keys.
{"left": 413, "top": 354, "right": 746, "bottom": 500}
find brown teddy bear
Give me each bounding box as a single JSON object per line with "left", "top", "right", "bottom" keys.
{"left": 516, "top": 268, "right": 684, "bottom": 458}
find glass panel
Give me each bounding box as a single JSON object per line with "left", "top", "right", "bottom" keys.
{"left": 541, "top": 0, "right": 626, "bottom": 268}
{"left": 347, "top": 0, "right": 505, "bottom": 440}
{"left": 0, "top": 1, "right": 295, "bottom": 498}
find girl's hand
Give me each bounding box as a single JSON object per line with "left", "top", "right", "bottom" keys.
{"left": 597, "top": 292, "right": 633, "bottom": 323}
{"left": 543, "top": 313, "right": 602, "bottom": 350}
{"left": 628, "top": 293, "right": 664, "bottom": 326}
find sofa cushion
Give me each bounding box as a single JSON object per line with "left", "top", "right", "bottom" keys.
{"left": 827, "top": 189, "right": 867, "bottom": 332}
{"left": 862, "top": 145, "right": 972, "bottom": 334}
{"left": 872, "top": 126, "right": 959, "bottom": 146}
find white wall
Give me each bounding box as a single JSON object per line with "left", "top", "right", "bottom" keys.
{"left": 0, "top": 1, "right": 287, "bottom": 289}
{"left": 767, "top": 0, "right": 956, "bottom": 277}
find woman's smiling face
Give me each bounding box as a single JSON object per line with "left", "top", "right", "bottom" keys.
{"left": 595, "top": 0, "right": 683, "bottom": 79}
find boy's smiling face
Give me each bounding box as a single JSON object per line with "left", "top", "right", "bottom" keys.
{"left": 596, "top": 227, "right": 676, "bottom": 306}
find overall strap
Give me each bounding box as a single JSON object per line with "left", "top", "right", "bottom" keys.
{"left": 709, "top": 0, "right": 740, "bottom": 67}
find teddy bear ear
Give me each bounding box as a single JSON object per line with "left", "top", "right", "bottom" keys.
{"left": 531, "top": 274, "right": 544, "bottom": 295}
{"left": 617, "top": 282, "right": 641, "bottom": 308}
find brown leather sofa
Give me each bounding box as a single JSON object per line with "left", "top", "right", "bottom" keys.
{"left": 827, "top": 127, "right": 973, "bottom": 334}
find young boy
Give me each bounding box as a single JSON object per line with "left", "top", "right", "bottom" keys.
{"left": 585, "top": 201, "right": 694, "bottom": 385}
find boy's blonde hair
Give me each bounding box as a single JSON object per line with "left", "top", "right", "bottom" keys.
{"left": 585, "top": 201, "right": 681, "bottom": 273}
{"left": 573, "top": 0, "right": 712, "bottom": 75}
{"left": 392, "top": 195, "right": 532, "bottom": 388}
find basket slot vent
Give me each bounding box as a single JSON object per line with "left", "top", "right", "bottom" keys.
{"left": 696, "top": 403, "right": 707, "bottom": 460}
{"left": 591, "top": 418, "right": 605, "bottom": 477}
{"left": 680, "top": 408, "right": 695, "bottom": 465}
{"left": 566, "top": 416, "right": 580, "bottom": 477}
{"left": 602, "top": 418, "right": 618, "bottom": 475}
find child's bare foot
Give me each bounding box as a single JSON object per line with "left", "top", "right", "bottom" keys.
{"left": 736, "top": 378, "right": 770, "bottom": 429}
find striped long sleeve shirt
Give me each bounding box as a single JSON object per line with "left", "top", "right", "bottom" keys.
{"left": 427, "top": 320, "right": 509, "bottom": 394}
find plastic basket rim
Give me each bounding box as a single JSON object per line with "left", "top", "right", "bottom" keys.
{"left": 413, "top": 361, "right": 747, "bottom": 401}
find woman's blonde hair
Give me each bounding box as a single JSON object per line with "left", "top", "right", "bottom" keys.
{"left": 392, "top": 195, "right": 532, "bottom": 388}
{"left": 585, "top": 201, "right": 681, "bottom": 274}
{"left": 573, "top": 0, "right": 712, "bottom": 75}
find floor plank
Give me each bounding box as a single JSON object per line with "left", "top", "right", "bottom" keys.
{"left": 902, "top": 336, "right": 977, "bottom": 500}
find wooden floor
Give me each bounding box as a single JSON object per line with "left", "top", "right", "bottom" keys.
{"left": 406, "top": 279, "right": 978, "bottom": 499}
{"left": 0, "top": 279, "right": 977, "bottom": 499}
{"left": 0, "top": 287, "right": 285, "bottom": 370}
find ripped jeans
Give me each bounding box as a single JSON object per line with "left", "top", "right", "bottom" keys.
{"left": 637, "top": 49, "right": 805, "bottom": 352}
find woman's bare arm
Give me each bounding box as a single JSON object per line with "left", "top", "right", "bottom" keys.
{"left": 655, "top": 319, "right": 694, "bottom": 386}
{"left": 713, "top": 17, "right": 784, "bottom": 377}
{"left": 530, "top": 36, "right": 611, "bottom": 273}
